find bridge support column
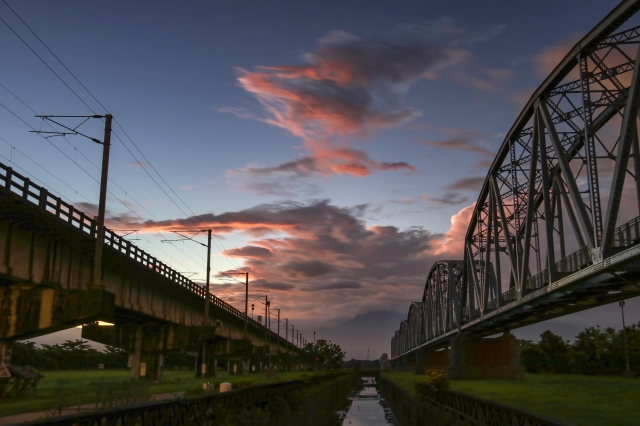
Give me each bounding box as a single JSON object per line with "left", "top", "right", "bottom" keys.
{"left": 130, "top": 326, "right": 143, "bottom": 380}
{"left": 129, "top": 326, "right": 164, "bottom": 381}
{"left": 414, "top": 349, "right": 426, "bottom": 374}
{"left": 447, "top": 332, "right": 523, "bottom": 380}
{"left": 196, "top": 341, "right": 217, "bottom": 378}
{"left": 0, "top": 341, "right": 12, "bottom": 397}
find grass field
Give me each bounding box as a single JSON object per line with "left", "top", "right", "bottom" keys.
{"left": 381, "top": 371, "right": 640, "bottom": 426}
{"left": 0, "top": 369, "right": 329, "bottom": 418}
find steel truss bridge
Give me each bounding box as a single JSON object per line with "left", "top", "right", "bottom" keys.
{"left": 392, "top": 0, "right": 640, "bottom": 359}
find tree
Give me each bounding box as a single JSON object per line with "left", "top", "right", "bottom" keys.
{"left": 538, "top": 330, "right": 570, "bottom": 373}
{"left": 300, "top": 339, "right": 345, "bottom": 370}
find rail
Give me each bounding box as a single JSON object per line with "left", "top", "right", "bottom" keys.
{"left": 0, "top": 162, "right": 293, "bottom": 348}
{"left": 21, "top": 380, "right": 303, "bottom": 426}
{"left": 415, "top": 382, "right": 571, "bottom": 426}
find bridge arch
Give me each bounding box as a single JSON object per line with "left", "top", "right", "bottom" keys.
{"left": 463, "top": 0, "right": 640, "bottom": 323}
{"left": 392, "top": 0, "right": 640, "bottom": 361}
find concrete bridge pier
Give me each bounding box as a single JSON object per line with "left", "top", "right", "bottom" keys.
{"left": 128, "top": 325, "right": 163, "bottom": 381}
{"left": 447, "top": 331, "right": 523, "bottom": 380}
{"left": 414, "top": 349, "right": 425, "bottom": 374}
{"left": 196, "top": 340, "right": 219, "bottom": 378}
{"left": 0, "top": 341, "right": 12, "bottom": 370}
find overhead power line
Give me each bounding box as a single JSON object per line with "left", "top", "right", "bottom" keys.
{"left": 1, "top": 1, "right": 244, "bottom": 274}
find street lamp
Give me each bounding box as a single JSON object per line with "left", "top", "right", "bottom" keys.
{"left": 619, "top": 301, "right": 633, "bottom": 376}
{"left": 251, "top": 304, "right": 254, "bottom": 320}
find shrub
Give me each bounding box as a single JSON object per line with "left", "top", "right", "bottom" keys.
{"left": 425, "top": 369, "right": 450, "bottom": 390}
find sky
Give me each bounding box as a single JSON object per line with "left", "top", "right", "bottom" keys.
{"left": 1, "top": 0, "right": 639, "bottom": 359}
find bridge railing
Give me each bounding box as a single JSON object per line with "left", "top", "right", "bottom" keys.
{"left": 0, "top": 162, "right": 293, "bottom": 347}
{"left": 613, "top": 215, "right": 640, "bottom": 248}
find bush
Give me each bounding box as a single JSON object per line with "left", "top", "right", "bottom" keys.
{"left": 425, "top": 369, "right": 450, "bottom": 390}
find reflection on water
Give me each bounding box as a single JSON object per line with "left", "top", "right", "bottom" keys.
{"left": 326, "top": 377, "right": 399, "bottom": 426}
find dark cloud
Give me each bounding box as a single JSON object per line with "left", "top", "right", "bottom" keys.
{"left": 446, "top": 176, "right": 484, "bottom": 192}
{"left": 282, "top": 260, "right": 336, "bottom": 277}
{"left": 235, "top": 21, "right": 468, "bottom": 142}
{"left": 225, "top": 245, "right": 273, "bottom": 259}
{"left": 77, "top": 202, "right": 98, "bottom": 215}
{"left": 225, "top": 20, "right": 499, "bottom": 191}
{"left": 254, "top": 279, "right": 295, "bottom": 291}
{"left": 416, "top": 126, "right": 495, "bottom": 157}
{"left": 316, "top": 281, "right": 363, "bottom": 291}
{"left": 421, "top": 192, "right": 469, "bottom": 206}
{"left": 129, "top": 200, "right": 477, "bottom": 323}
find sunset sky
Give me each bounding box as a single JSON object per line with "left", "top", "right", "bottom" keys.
{"left": 1, "top": 0, "right": 638, "bottom": 358}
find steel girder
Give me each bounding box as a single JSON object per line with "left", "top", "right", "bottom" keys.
{"left": 463, "top": 0, "right": 640, "bottom": 322}
{"left": 423, "top": 260, "right": 464, "bottom": 342}
{"left": 392, "top": 0, "right": 640, "bottom": 360}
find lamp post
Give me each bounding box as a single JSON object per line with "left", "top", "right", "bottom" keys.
{"left": 619, "top": 301, "right": 633, "bottom": 376}
{"left": 251, "top": 304, "right": 254, "bottom": 320}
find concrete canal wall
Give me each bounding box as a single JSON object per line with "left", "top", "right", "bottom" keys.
{"left": 20, "top": 373, "right": 359, "bottom": 426}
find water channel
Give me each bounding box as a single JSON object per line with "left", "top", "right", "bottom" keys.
{"left": 326, "top": 377, "right": 399, "bottom": 426}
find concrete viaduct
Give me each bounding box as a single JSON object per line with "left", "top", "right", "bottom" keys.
{"left": 0, "top": 162, "right": 301, "bottom": 380}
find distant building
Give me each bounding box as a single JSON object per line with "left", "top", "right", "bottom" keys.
{"left": 379, "top": 353, "right": 390, "bottom": 370}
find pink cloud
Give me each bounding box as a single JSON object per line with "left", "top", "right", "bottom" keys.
{"left": 226, "top": 21, "right": 484, "bottom": 190}
{"left": 435, "top": 203, "right": 475, "bottom": 257}
{"left": 117, "top": 201, "right": 477, "bottom": 323}
{"left": 531, "top": 34, "right": 582, "bottom": 79}
{"left": 235, "top": 22, "right": 469, "bottom": 142}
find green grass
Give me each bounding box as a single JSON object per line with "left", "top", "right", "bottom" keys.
{"left": 0, "top": 369, "right": 331, "bottom": 418}
{"left": 381, "top": 371, "right": 640, "bottom": 426}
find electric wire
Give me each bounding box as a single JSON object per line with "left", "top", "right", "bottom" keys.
{"left": 0, "top": 82, "right": 208, "bottom": 269}
{"left": 0, "top": 7, "right": 208, "bottom": 266}
{"left": 112, "top": 121, "right": 242, "bottom": 269}
{"left": 0, "top": 134, "right": 93, "bottom": 204}
{"left": 1, "top": 3, "right": 221, "bottom": 269}
{"left": 0, "top": 12, "right": 96, "bottom": 113}
{"left": 2, "top": 0, "right": 108, "bottom": 113}
{"left": 0, "top": 100, "right": 205, "bottom": 273}
{"left": 2, "top": 4, "right": 258, "bottom": 305}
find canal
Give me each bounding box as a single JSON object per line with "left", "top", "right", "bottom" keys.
{"left": 326, "top": 377, "right": 399, "bottom": 426}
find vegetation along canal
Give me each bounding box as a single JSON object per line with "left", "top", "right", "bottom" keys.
{"left": 327, "top": 377, "right": 399, "bottom": 426}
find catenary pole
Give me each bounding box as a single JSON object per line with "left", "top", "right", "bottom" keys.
{"left": 91, "top": 114, "right": 112, "bottom": 289}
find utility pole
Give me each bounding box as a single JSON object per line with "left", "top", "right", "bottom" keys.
{"left": 91, "top": 114, "right": 112, "bottom": 289}
{"left": 264, "top": 295, "right": 268, "bottom": 326}
{"left": 203, "top": 229, "right": 211, "bottom": 324}
{"left": 244, "top": 272, "right": 249, "bottom": 335}
{"left": 285, "top": 319, "right": 288, "bottom": 342}
{"left": 160, "top": 228, "right": 213, "bottom": 377}
{"left": 276, "top": 309, "right": 281, "bottom": 338}
{"left": 267, "top": 300, "right": 271, "bottom": 367}
{"left": 314, "top": 331, "right": 316, "bottom": 344}
{"left": 220, "top": 272, "right": 249, "bottom": 335}
{"left": 32, "top": 114, "right": 113, "bottom": 290}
